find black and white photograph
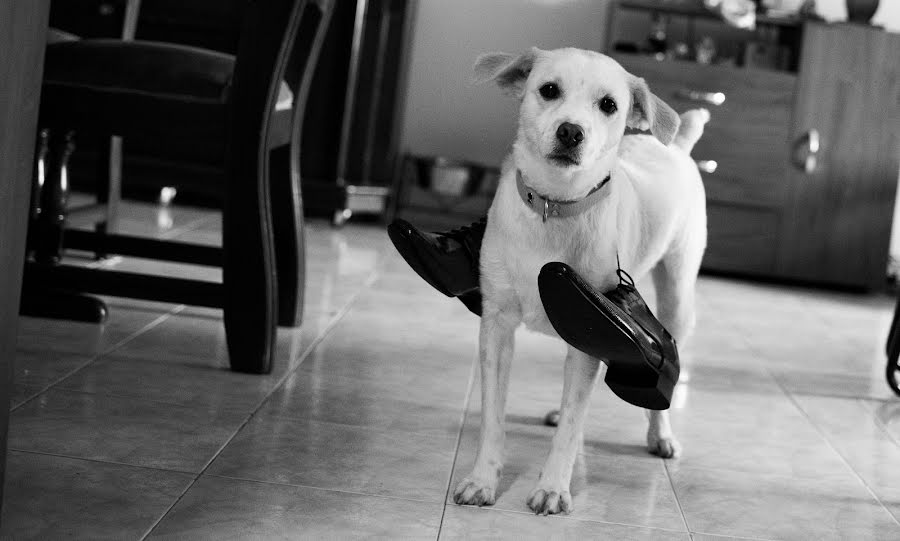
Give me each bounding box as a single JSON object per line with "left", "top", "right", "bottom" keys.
{"left": 1, "top": 0, "right": 899, "bottom": 538}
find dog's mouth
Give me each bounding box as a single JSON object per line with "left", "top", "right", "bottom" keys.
{"left": 547, "top": 152, "right": 579, "bottom": 167}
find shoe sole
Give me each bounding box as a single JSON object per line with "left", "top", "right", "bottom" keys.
{"left": 538, "top": 262, "right": 676, "bottom": 410}
{"left": 387, "top": 220, "right": 455, "bottom": 297}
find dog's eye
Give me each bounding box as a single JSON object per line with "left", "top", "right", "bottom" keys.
{"left": 599, "top": 96, "right": 617, "bottom": 115}
{"left": 539, "top": 83, "right": 560, "bottom": 100}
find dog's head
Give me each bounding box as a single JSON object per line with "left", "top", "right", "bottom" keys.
{"left": 475, "top": 47, "right": 679, "bottom": 197}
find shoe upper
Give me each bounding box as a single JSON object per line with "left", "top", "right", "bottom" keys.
{"left": 438, "top": 217, "right": 487, "bottom": 272}
{"left": 604, "top": 283, "right": 678, "bottom": 369}
{"left": 388, "top": 217, "right": 484, "bottom": 297}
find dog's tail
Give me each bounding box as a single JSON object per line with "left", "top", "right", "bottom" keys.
{"left": 671, "top": 108, "right": 710, "bottom": 155}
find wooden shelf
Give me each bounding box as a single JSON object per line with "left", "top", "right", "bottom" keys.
{"left": 611, "top": 50, "right": 795, "bottom": 75}
{"left": 618, "top": 0, "right": 802, "bottom": 28}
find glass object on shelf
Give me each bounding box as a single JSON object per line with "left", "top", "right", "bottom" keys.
{"left": 695, "top": 36, "right": 717, "bottom": 64}
{"left": 647, "top": 13, "right": 670, "bottom": 59}
{"left": 742, "top": 25, "right": 790, "bottom": 70}
{"left": 673, "top": 42, "right": 692, "bottom": 61}
{"left": 704, "top": 0, "right": 757, "bottom": 29}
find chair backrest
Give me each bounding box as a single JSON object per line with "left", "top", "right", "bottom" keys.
{"left": 227, "top": 0, "right": 333, "bottom": 174}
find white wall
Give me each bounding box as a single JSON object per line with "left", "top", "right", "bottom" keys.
{"left": 399, "top": 0, "right": 611, "bottom": 166}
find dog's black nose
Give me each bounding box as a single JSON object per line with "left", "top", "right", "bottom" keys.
{"left": 556, "top": 122, "right": 584, "bottom": 148}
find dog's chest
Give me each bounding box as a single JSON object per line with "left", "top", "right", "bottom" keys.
{"left": 494, "top": 212, "right": 619, "bottom": 335}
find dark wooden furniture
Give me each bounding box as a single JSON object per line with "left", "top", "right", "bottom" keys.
{"left": 301, "top": 0, "right": 412, "bottom": 225}
{"left": 23, "top": 0, "right": 333, "bottom": 373}
{"left": 53, "top": 0, "right": 414, "bottom": 226}
{"left": 0, "top": 0, "right": 51, "bottom": 516}
{"left": 608, "top": 0, "right": 900, "bottom": 289}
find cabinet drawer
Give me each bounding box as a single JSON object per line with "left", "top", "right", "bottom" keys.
{"left": 613, "top": 54, "right": 797, "bottom": 206}
{"left": 702, "top": 203, "right": 779, "bottom": 274}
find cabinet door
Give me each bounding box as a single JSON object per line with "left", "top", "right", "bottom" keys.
{"left": 778, "top": 23, "right": 900, "bottom": 289}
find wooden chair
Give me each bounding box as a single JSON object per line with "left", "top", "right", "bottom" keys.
{"left": 22, "top": 0, "right": 334, "bottom": 373}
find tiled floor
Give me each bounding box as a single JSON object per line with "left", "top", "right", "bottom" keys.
{"left": 5, "top": 199, "right": 900, "bottom": 540}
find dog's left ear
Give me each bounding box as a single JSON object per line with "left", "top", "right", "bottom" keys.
{"left": 627, "top": 76, "right": 680, "bottom": 145}
{"left": 473, "top": 49, "right": 538, "bottom": 98}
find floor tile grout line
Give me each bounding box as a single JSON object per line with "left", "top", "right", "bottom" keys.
{"left": 436, "top": 356, "right": 478, "bottom": 540}
{"left": 243, "top": 267, "right": 383, "bottom": 418}
{"left": 652, "top": 461, "right": 876, "bottom": 484}
{"left": 11, "top": 304, "right": 185, "bottom": 413}
{"left": 205, "top": 473, "right": 447, "bottom": 506}
{"left": 689, "top": 530, "right": 780, "bottom": 541}
{"left": 141, "top": 267, "right": 382, "bottom": 540}
{"left": 258, "top": 410, "right": 464, "bottom": 440}
{"left": 858, "top": 398, "right": 900, "bottom": 450}
{"left": 662, "top": 459, "right": 692, "bottom": 534}
{"left": 139, "top": 469, "right": 202, "bottom": 540}
{"left": 6, "top": 448, "right": 196, "bottom": 476}
{"left": 31, "top": 386, "right": 249, "bottom": 412}
{"left": 765, "top": 366, "right": 900, "bottom": 529}
{"left": 785, "top": 389, "right": 897, "bottom": 403}
{"left": 856, "top": 398, "right": 900, "bottom": 524}
{"left": 448, "top": 504, "right": 700, "bottom": 536}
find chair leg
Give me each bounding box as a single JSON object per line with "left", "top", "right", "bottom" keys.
{"left": 95, "top": 135, "right": 123, "bottom": 235}
{"left": 32, "top": 130, "right": 74, "bottom": 264}
{"left": 270, "top": 144, "right": 305, "bottom": 327}
{"left": 21, "top": 129, "right": 108, "bottom": 323}
{"left": 223, "top": 149, "right": 278, "bottom": 374}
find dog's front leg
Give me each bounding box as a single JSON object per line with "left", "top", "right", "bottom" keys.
{"left": 528, "top": 347, "right": 601, "bottom": 515}
{"left": 646, "top": 409, "right": 679, "bottom": 458}
{"left": 453, "top": 305, "right": 518, "bottom": 507}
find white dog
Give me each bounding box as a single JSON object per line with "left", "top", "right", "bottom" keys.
{"left": 453, "top": 47, "right": 708, "bottom": 515}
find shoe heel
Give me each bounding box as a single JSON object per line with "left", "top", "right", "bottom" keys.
{"left": 605, "top": 364, "right": 677, "bottom": 410}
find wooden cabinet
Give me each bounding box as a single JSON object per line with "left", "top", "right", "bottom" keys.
{"left": 779, "top": 23, "right": 900, "bottom": 288}
{"left": 608, "top": 1, "right": 900, "bottom": 289}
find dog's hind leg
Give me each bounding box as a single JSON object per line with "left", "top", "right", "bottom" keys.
{"left": 527, "top": 347, "right": 602, "bottom": 515}
{"left": 453, "top": 303, "right": 519, "bottom": 507}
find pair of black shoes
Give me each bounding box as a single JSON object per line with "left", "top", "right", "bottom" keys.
{"left": 387, "top": 218, "right": 679, "bottom": 410}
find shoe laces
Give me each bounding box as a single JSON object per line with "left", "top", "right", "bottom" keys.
{"left": 616, "top": 268, "right": 635, "bottom": 288}
{"left": 442, "top": 217, "right": 487, "bottom": 244}
{"left": 607, "top": 259, "right": 639, "bottom": 312}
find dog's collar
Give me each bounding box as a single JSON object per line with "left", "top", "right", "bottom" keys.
{"left": 516, "top": 169, "right": 611, "bottom": 222}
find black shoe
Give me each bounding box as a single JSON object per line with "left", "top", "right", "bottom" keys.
{"left": 538, "top": 262, "right": 680, "bottom": 410}
{"left": 387, "top": 218, "right": 486, "bottom": 314}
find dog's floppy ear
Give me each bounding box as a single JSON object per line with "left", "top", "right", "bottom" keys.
{"left": 627, "top": 76, "right": 680, "bottom": 145}
{"left": 473, "top": 49, "right": 537, "bottom": 98}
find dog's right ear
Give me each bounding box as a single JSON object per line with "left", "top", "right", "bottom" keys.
{"left": 473, "top": 49, "right": 537, "bottom": 98}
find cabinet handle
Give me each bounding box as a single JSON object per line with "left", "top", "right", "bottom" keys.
{"left": 793, "top": 129, "right": 820, "bottom": 174}
{"left": 695, "top": 160, "right": 717, "bottom": 174}
{"left": 675, "top": 89, "right": 726, "bottom": 106}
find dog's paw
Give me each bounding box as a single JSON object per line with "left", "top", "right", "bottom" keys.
{"left": 647, "top": 435, "right": 681, "bottom": 459}
{"left": 453, "top": 476, "right": 498, "bottom": 507}
{"left": 527, "top": 487, "right": 572, "bottom": 515}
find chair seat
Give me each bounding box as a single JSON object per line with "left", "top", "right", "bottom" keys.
{"left": 41, "top": 38, "right": 294, "bottom": 146}
{"left": 45, "top": 39, "right": 235, "bottom": 104}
